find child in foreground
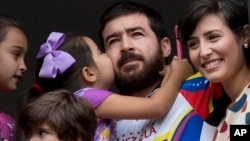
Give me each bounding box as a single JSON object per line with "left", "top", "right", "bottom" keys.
{"left": 18, "top": 89, "right": 97, "bottom": 141}
{"left": 22, "top": 31, "right": 193, "bottom": 140}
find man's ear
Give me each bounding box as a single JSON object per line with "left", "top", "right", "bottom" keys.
{"left": 161, "top": 37, "right": 171, "bottom": 58}
{"left": 81, "top": 67, "right": 97, "bottom": 83}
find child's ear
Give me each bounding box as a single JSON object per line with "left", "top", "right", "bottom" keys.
{"left": 81, "top": 67, "right": 97, "bottom": 83}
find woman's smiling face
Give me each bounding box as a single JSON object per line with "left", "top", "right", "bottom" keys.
{"left": 187, "top": 14, "right": 245, "bottom": 83}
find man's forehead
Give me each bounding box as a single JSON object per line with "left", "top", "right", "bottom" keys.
{"left": 103, "top": 13, "right": 150, "bottom": 35}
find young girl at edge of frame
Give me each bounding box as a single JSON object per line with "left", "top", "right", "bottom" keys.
{"left": 0, "top": 15, "right": 28, "bottom": 141}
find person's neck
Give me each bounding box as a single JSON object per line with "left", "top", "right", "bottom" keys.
{"left": 222, "top": 68, "right": 250, "bottom": 101}
{"left": 129, "top": 81, "right": 161, "bottom": 97}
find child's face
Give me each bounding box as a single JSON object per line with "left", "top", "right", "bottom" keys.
{"left": 27, "top": 123, "right": 60, "bottom": 141}
{"left": 84, "top": 36, "right": 115, "bottom": 89}
{"left": 0, "top": 27, "right": 28, "bottom": 92}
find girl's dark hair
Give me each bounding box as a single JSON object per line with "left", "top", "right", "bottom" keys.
{"left": 37, "top": 34, "right": 94, "bottom": 92}
{"left": 18, "top": 90, "right": 97, "bottom": 141}
{"left": 26, "top": 33, "right": 95, "bottom": 103}
{"left": 98, "top": 1, "right": 168, "bottom": 52}
{"left": 0, "top": 15, "right": 24, "bottom": 43}
{"left": 178, "top": 0, "right": 250, "bottom": 66}
{"left": 17, "top": 33, "right": 96, "bottom": 141}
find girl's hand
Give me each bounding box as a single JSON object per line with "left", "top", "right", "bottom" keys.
{"left": 159, "top": 56, "right": 193, "bottom": 86}
{"left": 170, "top": 56, "right": 193, "bottom": 80}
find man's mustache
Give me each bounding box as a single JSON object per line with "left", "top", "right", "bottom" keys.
{"left": 118, "top": 52, "right": 144, "bottom": 67}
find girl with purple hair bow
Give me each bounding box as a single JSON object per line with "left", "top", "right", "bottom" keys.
{"left": 18, "top": 31, "right": 193, "bottom": 141}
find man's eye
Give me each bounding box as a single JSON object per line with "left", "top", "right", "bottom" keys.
{"left": 109, "top": 39, "right": 119, "bottom": 45}
{"left": 133, "top": 32, "right": 143, "bottom": 37}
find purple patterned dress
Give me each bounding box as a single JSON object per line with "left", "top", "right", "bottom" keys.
{"left": 74, "top": 88, "right": 115, "bottom": 141}
{"left": 0, "top": 112, "right": 15, "bottom": 141}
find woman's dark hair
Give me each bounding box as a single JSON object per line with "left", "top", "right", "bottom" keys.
{"left": 178, "top": 0, "right": 250, "bottom": 66}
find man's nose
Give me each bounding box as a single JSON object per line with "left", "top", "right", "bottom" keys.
{"left": 121, "top": 36, "right": 134, "bottom": 52}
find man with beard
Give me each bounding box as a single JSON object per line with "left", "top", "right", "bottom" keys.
{"left": 98, "top": 1, "right": 229, "bottom": 141}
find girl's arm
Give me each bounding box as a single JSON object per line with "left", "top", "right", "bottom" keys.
{"left": 96, "top": 57, "right": 193, "bottom": 119}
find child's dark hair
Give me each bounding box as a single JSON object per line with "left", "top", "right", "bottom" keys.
{"left": 18, "top": 90, "right": 97, "bottom": 141}
{"left": 0, "top": 15, "right": 24, "bottom": 43}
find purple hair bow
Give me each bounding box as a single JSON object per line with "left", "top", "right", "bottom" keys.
{"left": 36, "top": 32, "right": 76, "bottom": 78}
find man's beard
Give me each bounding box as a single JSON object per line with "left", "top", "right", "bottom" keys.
{"left": 115, "top": 48, "right": 165, "bottom": 95}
